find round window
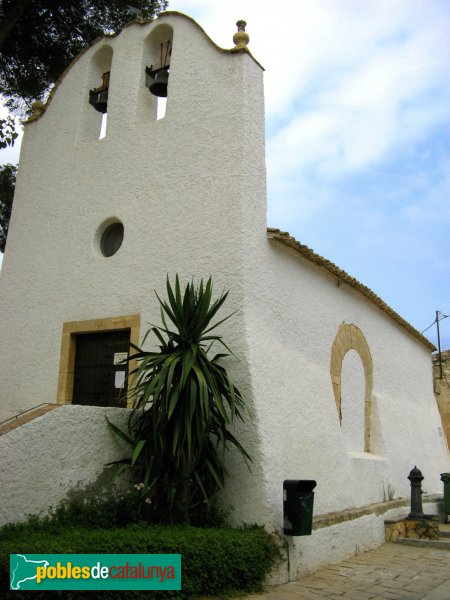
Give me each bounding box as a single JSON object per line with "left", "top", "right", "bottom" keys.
{"left": 100, "top": 222, "right": 124, "bottom": 257}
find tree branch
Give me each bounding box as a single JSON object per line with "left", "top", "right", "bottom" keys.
{"left": 0, "top": 0, "right": 31, "bottom": 49}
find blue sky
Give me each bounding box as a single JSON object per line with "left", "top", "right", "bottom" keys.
{"left": 1, "top": 0, "right": 449, "bottom": 349}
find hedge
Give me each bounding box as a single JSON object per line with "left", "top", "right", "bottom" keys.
{"left": 1, "top": 522, "right": 281, "bottom": 599}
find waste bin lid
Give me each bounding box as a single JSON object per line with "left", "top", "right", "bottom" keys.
{"left": 440, "top": 473, "right": 450, "bottom": 481}
{"left": 283, "top": 480, "right": 317, "bottom": 492}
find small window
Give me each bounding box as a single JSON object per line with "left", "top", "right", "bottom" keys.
{"left": 100, "top": 222, "right": 124, "bottom": 257}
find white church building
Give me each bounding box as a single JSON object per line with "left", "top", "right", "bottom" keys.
{"left": 0, "top": 11, "right": 448, "bottom": 580}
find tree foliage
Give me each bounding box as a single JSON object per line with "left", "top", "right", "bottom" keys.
{"left": 0, "top": 0, "right": 168, "bottom": 115}
{"left": 0, "top": 116, "right": 18, "bottom": 149}
{"left": 0, "top": 163, "right": 17, "bottom": 253}
{"left": 108, "top": 276, "right": 251, "bottom": 524}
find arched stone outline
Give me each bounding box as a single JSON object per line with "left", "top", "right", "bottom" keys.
{"left": 330, "top": 323, "right": 373, "bottom": 452}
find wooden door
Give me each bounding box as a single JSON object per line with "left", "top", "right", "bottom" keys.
{"left": 72, "top": 330, "right": 130, "bottom": 407}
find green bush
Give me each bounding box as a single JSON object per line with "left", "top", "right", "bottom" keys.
{"left": 0, "top": 487, "right": 229, "bottom": 534}
{"left": 1, "top": 521, "right": 281, "bottom": 599}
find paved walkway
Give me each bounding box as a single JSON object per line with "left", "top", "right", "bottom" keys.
{"left": 246, "top": 543, "right": 450, "bottom": 600}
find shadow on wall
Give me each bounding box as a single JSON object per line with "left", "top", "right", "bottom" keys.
{"left": 0, "top": 405, "right": 130, "bottom": 526}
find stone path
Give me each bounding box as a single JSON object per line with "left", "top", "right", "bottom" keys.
{"left": 246, "top": 542, "right": 450, "bottom": 600}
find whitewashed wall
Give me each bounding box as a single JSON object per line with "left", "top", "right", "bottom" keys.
{"left": 0, "top": 14, "right": 262, "bottom": 420}
{"left": 218, "top": 234, "right": 450, "bottom": 575}
{"left": 0, "top": 13, "right": 271, "bottom": 525}
{"left": 287, "top": 500, "right": 443, "bottom": 579}
{"left": 226, "top": 237, "right": 450, "bottom": 575}
{"left": 0, "top": 406, "right": 130, "bottom": 526}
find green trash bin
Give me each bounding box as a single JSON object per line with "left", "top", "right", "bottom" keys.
{"left": 283, "top": 480, "right": 317, "bottom": 536}
{"left": 441, "top": 473, "right": 450, "bottom": 522}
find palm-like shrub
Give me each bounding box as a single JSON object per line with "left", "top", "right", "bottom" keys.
{"left": 108, "top": 276, "right": 250, "bottom": 523}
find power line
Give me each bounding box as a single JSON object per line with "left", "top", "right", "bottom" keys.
{"left": 421, "top": 312, "right": 448, "bottom": 334}
{"left": 422, "top": 319, "right": 437, "bottom": 334}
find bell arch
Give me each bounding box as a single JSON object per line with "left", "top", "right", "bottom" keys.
{"left": 330, "top": 323, "right": 373, "bottom": 452}
{"left": 79, "top": 43, "right": 113, "bottom": 141}
{"left": 141, "top": 23, "right": 174, "bottom": 121}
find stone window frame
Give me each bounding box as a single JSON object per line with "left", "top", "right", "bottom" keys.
{"left": 330, "top": 323, "right": 373, "bottom": 453}
{"left": 56, "top": 314, "right": 140, "bottom": 409}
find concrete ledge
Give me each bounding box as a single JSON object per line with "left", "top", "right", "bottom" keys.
{"left": 395, "top": 537, "right": 450, "bottom": 550}
{"left": 313, "top": 495, "right": 443, "bottom": 530}
{"left": 0, "top": 404, "right": 60, "bottom": 436}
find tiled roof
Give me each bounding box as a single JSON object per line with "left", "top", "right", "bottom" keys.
{"left": 267, "top": 228, "right": 435, "bottom": 351}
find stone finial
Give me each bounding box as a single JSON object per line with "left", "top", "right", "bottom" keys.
{"left": 233, "top": 20, "right": 249, "bottom": 48}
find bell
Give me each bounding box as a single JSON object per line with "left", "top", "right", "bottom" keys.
{"left": 89, "top": 89, "right": 108, "bottom": 114}
{"left": 149, "top": 70, "right": 169, "bottom": 98}
{"left": 89, "top": 72, "right": 110, "bottom": 114}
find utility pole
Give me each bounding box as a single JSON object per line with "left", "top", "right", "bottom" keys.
{"left": 436, "top": 310, "right": 443, "bottom": 380}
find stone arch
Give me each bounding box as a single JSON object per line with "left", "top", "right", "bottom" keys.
{"left": 330, "top": 323, "right": 373, "bottom": 452}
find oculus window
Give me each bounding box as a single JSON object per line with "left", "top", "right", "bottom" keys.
{"left": 100, "top": 222, "right": 124, "bottom": 257}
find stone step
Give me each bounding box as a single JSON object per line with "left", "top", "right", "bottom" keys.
{"left": 395, "top": 537, "right": 450, "bottom": 550}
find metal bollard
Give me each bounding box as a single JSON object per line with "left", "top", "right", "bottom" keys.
{"left": 408, "top": 466, "right": 425, "bottom": 518}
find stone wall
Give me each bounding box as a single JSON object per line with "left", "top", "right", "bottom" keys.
{"left": 385, "top": 517, "right": 440, "bottom": 542}
{"left": 433, "top": 349, "right": 450, "bottom": 451}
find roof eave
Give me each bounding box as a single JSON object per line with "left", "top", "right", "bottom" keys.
{"left": 267, "top": 228, "right": 436, "bottom": 352}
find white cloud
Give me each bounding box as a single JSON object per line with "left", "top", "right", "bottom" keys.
{"left": 262, "top": 0, "right": 450, "bottom": 184}
{"left": 402, "top": 158, "right": 450, "bottom": 224}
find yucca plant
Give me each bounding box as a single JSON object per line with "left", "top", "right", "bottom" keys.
{"left": 108, "top": 275, "right": 251, "bottom": 523}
